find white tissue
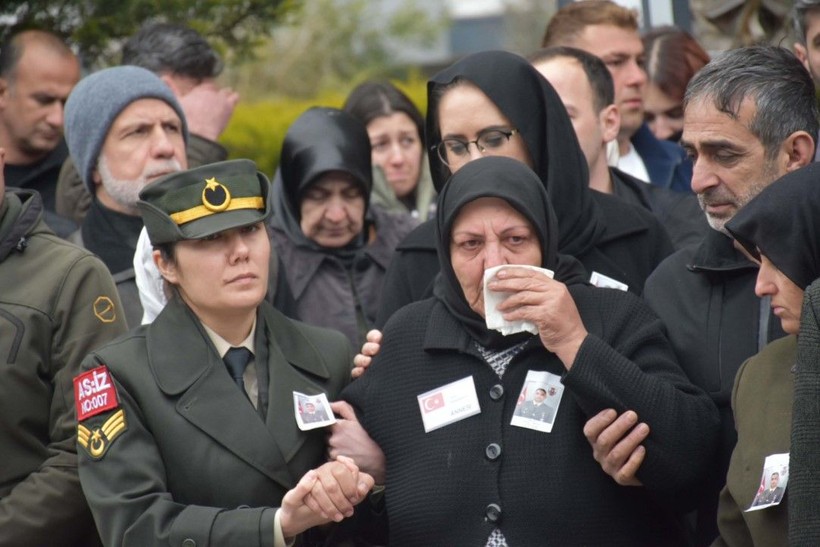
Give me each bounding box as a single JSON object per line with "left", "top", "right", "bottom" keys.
{"left": 483, "top": 264, "right": 554, "bottom": 336}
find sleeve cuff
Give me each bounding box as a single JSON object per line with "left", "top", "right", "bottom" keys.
{"left": 273, "top": 509, "right": 296, "bottom": 547}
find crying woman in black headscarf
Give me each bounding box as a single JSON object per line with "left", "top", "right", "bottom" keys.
{"left": 376, "top": 50, "right": 674, "bottom": 325}
{"left": 270, "top": 107, "right": 417, "bottom": 347}
{"left": 340, "top": 156, "right": 718, "bottom": 547}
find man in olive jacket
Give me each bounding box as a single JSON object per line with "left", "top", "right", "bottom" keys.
{"left": 0, "top": 149, "right": 127, "bottom": 545}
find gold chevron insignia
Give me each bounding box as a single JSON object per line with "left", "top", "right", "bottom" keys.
{"left": 77, "top": 409, "right": 127, "bottom": 460}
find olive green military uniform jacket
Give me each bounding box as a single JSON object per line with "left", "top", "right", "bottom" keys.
{"left": 77, "top": 296, "right": 352, "bottom": 546}
{"left": 713, "top": 335, "right": 794, "bottom": 547}
{"left": 0, "top": 189, "right": 127, "bottom": 546}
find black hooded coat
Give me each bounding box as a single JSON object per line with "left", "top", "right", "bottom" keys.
{"left": 343, "top": 156, "right": 718, "bottom": 546}
{"left": 376, "top": 50, "right": 673, "bottom": 326}
{"left": 270, "top": 107, "right": 416, "bottom": 347}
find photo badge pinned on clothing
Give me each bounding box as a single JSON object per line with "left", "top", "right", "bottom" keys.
{"left": 293, "top": 391, "right": 336, "bottom": 431}
{"left": 417, "top": 376, "right": 481, "bottom": 433}
{"left": 746, "top": 452, "right": 790, "bottom": 512}
{"left": 74, "top": 365, "right": 127, "bottom": 459}
{"left": 511, "top": 370, "right": 564, "bottom": 433}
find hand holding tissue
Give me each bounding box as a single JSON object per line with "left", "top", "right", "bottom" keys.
{"left": 483, "top": 264, "right": 554, "bottom": 335}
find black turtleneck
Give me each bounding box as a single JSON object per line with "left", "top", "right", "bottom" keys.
{"left": 82, "top": 198, "right": 143, "bottom": 274}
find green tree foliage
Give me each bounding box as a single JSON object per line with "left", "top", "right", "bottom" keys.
{"left": 226, "top": 0, "right": 443, "bottom": 100}
{"left": 1, "top": 0, "right": 439, "bottom": 174}
{"left": 0, "top": 0, "right": 296, "bottom": 66}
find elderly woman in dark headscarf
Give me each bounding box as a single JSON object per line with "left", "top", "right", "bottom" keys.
{"left": 375, "top": 50, "right": 674, "bottom": 325}
{"left": 341, "top": 156, "right": 718, "bottom": 547}
{"left": 713, "top": 162, "right": 820, "bottom": 546}
{"left": 270, "top": 107, "right": 416, "bottom": 348}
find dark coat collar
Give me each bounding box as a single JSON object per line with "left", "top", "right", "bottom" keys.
{"left": 275, "top": 207, "right": 399, "bottom": 300}
{"left": 689, "top": 228, "right": 758, "bottom": 273}
{"left": 146, "top": 298, "right": 332, "bottom": 489}
{"left": 148, "top": 298, "right": 330, "bottom": 395}
{"left": 591, "top": 190, "right": 652, "bottom": 244}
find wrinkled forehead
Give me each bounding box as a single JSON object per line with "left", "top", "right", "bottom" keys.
{"left": 681, "top": 96, "right": 761, "bottom": 149}
{"left": 451, "top": 196, "right": 534, "bottom": 234}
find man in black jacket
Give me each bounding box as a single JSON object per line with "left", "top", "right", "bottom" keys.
{"left": 530, "top": 45, "right": 708, "bottom": 250}
{"left": 541, "top": 0, "right": 692, "bottom": 192}
{"left": 0, "top": 29, "right": 80, "bottom": 237}
{"left": 583, "top": 46, "right": 817, "bottom": 546}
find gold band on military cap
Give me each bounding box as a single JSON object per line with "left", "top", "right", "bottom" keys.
{"left": 170, "top": 197, "right": 265, "bottom": 225}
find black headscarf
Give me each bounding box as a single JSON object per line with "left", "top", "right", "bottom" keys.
{"left": 426, "top": 50, "right": 606, "bottom": 258}
{"left": 435, "top": 156, "right": 564, "bottom": 349}
{"left": 726, "top": 162, "right": 820, "bottom": 291}
{"left": 271, "top": 107, "right": 373, "bottom": 254}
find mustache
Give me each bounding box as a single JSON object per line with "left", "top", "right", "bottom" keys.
{"left": 143, "top": 159, "right": 184, "bottom": 179}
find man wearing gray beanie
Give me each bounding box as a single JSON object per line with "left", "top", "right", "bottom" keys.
{"left": 63, "top": 65, "right": 189, "bottom": 326}
{"left": 55, "top": 22, "right": 238, "bottom": 226}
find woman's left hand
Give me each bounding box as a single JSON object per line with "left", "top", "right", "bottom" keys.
{"left": 489, "top": 266, "right": 588, "bottom": 368}
{"left": 327, "top": 401, "right": 386, "bottom": 484}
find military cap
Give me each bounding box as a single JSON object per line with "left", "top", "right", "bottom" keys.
{"left": 138, "top": 159, "right": 272, "bottom": 244}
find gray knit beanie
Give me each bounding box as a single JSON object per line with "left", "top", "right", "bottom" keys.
{"left": 64, "top": 65, "right": 189, "bottom": 194}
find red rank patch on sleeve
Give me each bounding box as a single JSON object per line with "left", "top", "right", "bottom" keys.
{"left": 74, "top": 365, "right": 119, "bottom": 421}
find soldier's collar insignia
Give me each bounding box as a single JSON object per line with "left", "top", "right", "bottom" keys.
{"left": 202, "top": 177, "right": 231, "bottom": 211}
{"left": 78, "top": 409, "right": 128, "bottom": 460}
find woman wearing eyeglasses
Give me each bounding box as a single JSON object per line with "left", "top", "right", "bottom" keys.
{"left": 375, "top": 50, "right": 674, "bottom": 326}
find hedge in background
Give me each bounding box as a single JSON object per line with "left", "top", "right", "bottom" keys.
{"left": 219, "top": 76, "right": 428, "bottom": 177}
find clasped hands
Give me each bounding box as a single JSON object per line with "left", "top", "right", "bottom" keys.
{"left": 279, "top": 455, "right": 374, "bottom": 538}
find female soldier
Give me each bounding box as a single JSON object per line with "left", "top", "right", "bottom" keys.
{"left": 75, "top": 159, "right": 373, "bottom": 546}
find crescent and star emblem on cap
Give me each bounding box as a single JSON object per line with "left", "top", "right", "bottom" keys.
{"left": 202, "top": 177, "right": 231, "bottom": 212}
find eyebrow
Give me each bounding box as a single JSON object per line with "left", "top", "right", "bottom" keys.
{"left": 441, "top": 124, "right": 512, "bottom": 140}
{"left": 680, "top": 137, "right": 744, "bottom": 153}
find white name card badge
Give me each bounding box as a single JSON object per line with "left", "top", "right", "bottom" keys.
{"left": 417, "top": 376, "right": 481, "bottom": 433}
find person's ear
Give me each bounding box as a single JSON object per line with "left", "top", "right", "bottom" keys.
{"left": 153, "top": 249, "right": 179, "bottom": 285}
{"left": 794, "top": 42, "right": 811, "bottom": 73}
{"left": 0, "top": 78, "right": 7, "bottom": 106}
{"left": 781, "top": 130, "right": 816, "bottom": 172}
{"left": 159, "top": 73, "right": 181, "bottom": 96}
{"left": 599, "top": 104, "right": 620, "bottom": 145}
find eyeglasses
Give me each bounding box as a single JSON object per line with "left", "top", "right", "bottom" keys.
{"left": 434, "top": 128, "right": 519, "bottom": 168}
